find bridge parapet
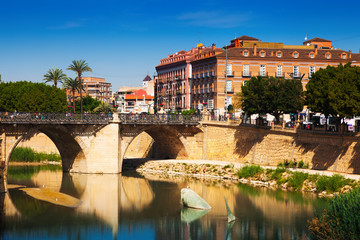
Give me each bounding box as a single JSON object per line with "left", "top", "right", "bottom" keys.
{"left": 0, "top": 112, "right": 110, "bottom": 124}
{"left": 118, "top": 113, "right": 201, "bottom": 125}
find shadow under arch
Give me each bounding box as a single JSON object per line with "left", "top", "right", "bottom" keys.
{"left": 122, "top": 125, "right": 202, "bottom": 168}
{"left": 6, "top": 125, "right": 87, "bottom": 173}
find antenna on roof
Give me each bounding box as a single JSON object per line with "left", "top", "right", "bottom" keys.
{"left": 305, "top": 34, "right": 308, "bottom": 41}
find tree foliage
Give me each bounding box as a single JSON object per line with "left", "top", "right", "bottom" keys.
{"left": 241, "top": 76, "right": 304, "bottom": 122}
{"left": 306, "top": 63, "right": 360, "bottom": 118}
{"left": 74, "top": 95, "right": 101, "bottom": 113}
{"left": 63, "top": 77, "right": 82, "bottom": 113}
{"left": 43, "top": 68, "right": 67, "bottom": 88}
{"left": 0, "top": 81, "right": 67, "bottom": 112}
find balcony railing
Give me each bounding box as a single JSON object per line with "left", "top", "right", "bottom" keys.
{"left": 225, "top": 87, "right": 234, "bottom": 93}
{"left": 210, "top": 71, "right": 215, "bottom": 77}
{"left": 276, "top": 72, "right": 285, "bottom": 78}
{"left": 119, "top": 113, "right": 201, "bottom": 125}
{"left": 242, "top": 71, "right": 251, "bottom": 77}
{"left": 225, "top": 71, "right": 235, "bottom": 77}
{"left": 258, "top": 72, "right": 268, "bottom": 77}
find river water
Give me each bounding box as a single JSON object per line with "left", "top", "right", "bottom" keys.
{"left": 1, "top": 165, "right": 327, "bottom": 239}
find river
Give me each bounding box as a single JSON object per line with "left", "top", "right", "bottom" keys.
{"left": 1, "top": 165, "right": 327, "bottom": 239}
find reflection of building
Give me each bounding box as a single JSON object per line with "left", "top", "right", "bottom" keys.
{"left": 114, "top": 75, "right": 155, "bottom": 113}
{"left": 191, "top": 36, "right": 360, "bottom": 114}
{"left": 66, "top": 77, "right": 112, "bottom": 103}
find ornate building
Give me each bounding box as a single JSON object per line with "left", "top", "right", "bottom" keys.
{"left": 190, "top": 36, "right": 360, "bottom": 114}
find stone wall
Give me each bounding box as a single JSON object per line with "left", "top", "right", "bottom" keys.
{"left": 203, "top": 123, "right": 360, "bottom": 174}
{"left": 17, "top": 132, "right": 59, "bottom": 154}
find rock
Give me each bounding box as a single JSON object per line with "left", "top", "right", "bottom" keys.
{"left": 181, "top": 188, "right": 211, "bottom": 210}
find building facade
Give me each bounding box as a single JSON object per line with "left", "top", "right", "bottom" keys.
{"left": 190, "top": 36, "right": 360, "bottom": 114}
{"left": 155, "top": 45, "right": 222, "bottom": 112}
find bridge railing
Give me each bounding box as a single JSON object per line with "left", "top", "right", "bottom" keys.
{"left": 118, "top": 113, "right": 201, "bottom": 125}
{"left": 0, "top": 112, "right": 111, "bottom": 124}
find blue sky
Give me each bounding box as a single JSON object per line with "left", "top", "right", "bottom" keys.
{"left": 1, "top": 0, "right": 359, "bottom": 91}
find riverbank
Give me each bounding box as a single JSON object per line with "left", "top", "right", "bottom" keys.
{"left": 9, "top": 161, "right": 61, "bottom": 166}
{"left": 135, "top": 159, "right": 360, "bottom": 197}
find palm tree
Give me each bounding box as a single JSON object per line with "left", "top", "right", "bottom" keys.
{"left": 67, "top": 60, "right": 92, "bottom": 115}
{"left": 63, "top": 77, "right": 82, "bottom": 113}
{"left": 93, "top": 102, "right": 115, "bottom": 113}
{"left": 43, "top": 68, "right": 67, "bottom": 88}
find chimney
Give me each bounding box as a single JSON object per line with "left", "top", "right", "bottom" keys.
{"left": 349, "top": 50, "right": 352, "bottom": 58}
{"left": 315, "top": 47, "right": 318, "bottom": 55}
{"left": 253, "top": 43, "right": 257, "bottom": 56}
{"left": 212, "top": 43, "right": 216, "bottom": 51}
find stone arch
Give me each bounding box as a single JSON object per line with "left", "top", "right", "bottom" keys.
{"left": 121, "top": 125, "right": 202, "bottom": 164}
{"left": 5, "top": 125, "right": 87, "bottom": 173}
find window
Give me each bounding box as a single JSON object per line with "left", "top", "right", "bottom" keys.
{"left": 260, "top": 65, "right": 266, "bottom": 76}
{"left": 208, "top": 99, "right": 214, "bottom": 109}
{"left": 226, "top": 80, "right": 232, "bottom": 92}
{"left": 277, "top": 51, "right": 282, "bottom": 58}
{"left": 260, "top": 51, "right": 265, "bottom": 57}
{"left": 342, "top": 54, "right": 347, "bottom": 59}
{"left": 243, "top": 64, "right": 250, "bottom": 76}
{"left": 243, "top": 51, "right": 249, "bottom": 57}
{"left": 277, "top": 65, "right": 283, "bottom": 77}
{"left": 326, "top": 53, "right": 331, "bottom": 59}
{"left": 310, "top": 53, "right": 315, "bottom": 58}
{"left": 309, "top": 66, "right": 315, "bottom": 77}
{"left": 293, "top": 66, "right": 299, "bottom": 77}
{"left": 293, "top": 52, "right": 299, "bottom": 58}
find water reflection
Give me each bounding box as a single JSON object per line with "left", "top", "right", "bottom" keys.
{"left": 1, "top": 166, "right": 326, "bottom": 239}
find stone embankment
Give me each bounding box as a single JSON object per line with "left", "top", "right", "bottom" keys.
{"left": 136, "top": 160, "right": 360, "bottom": 198}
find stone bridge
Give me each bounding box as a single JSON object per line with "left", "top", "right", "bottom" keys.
{"left": 0, "top": 113, "right": 205, "bottom": 193}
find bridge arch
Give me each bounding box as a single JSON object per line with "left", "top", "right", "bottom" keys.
{"left": 121, "top": 124, "right": 203, "bottom": 167}
{"left": 5, "top": 125, "right": 87, "bottom": 173}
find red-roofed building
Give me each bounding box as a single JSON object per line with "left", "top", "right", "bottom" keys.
{"left": 124, "top": 89, "right": 154, "bottom": 113}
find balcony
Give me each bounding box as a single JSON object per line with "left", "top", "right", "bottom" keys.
{"left": 276, "top": 72, "right": 285, "bottom": 78}
{"left": 225, "top": 87, "right": 234, "bottom": 93}
{"left": 258, "top": 72, "right": 268, "bottom": 77}
{"left": 176, "top": 89, "right": 182, "bottom": 95}
{"left": 200, "top": 73, "right": 204, "bottom": 79}
{"left": 292, "top": 73, "right": 303, "bottom": 79}
{"left": 242, "top": 71, "right": 251, "bottom": 77}
{"left": 210, "top": 71, "right": 215, "bottom": 77}
{"left": 225, "top": 71, "right": 235, "bottom": 77}
{"left": 175, "top": 76, "right": 182, "bottom": 81}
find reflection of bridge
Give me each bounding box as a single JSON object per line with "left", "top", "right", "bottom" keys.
{"left": 0, "top": 113, "right": 205, "bottom": 192}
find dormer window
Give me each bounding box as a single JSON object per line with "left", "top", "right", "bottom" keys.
{"left": 260, "top": 51, "right": 265, "bottom": 57}
{"left": 310, "top": 52, "right": 315, "bottom": 58}
{"left": 243, "top": 51, "right": 249, "bottom": 57}
{"left": 276, "top": 51, "right": 282, "bottom": 58}
{"left": 326, "top": 53, "right": 331, "bottom": 59}
{"left": 341, "top": 53, "right": 347, "bottom": 59}
{"left": 293, "top": 52, "right": 299, "bottom": 58}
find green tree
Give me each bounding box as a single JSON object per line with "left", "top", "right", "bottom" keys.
{"left": 93, "top": 102, "right": 115, "bottom": 113}
{"left": 75, "top": 95, "right": 101, "bottom": 113}
{"left": 0, "top": 81, "right": 67, "bottom": 112}
{"left": 63, "top": 77, "right": 82, "bottom": 113}
{"left": 241, "top": 76, "right": 304, "bottom": 122}
{"left": 306, "top": 63, "right": 360, "bottom": 118}
{"left": 67, "top": 60, "right": 92, "bottom": 115}
{"left": 43, "top": 68, "right": 67, "bottom": 88}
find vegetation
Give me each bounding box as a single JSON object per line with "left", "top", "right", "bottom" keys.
{"left": 240, "top": 76, "right": 304, "bottom": 122}
{"left": 7, "top": 165, "right": 62, "bottom": 180}
{"left": 315, "top": 174, "right": 353, "bottom": 193}
{"left": 237, "top": 165, "right": 264, "bottom": 178}
{"left": 10, "top": 147, "right": 61, "bottom": 162}
{"left": 63, "top": 77, "right": 82, "bottom": 113}
{"left": 93, "top": 102, "right": 115, "bottom": 113}
{"left": 182, "top": 109, "right": 196, "bottom": 115}
{"left": 306, "top": 63, "right": 360, "bottom": 118}
{"left": 308, "top": 188, "right": 360, "bottom": 239}
{"left": 75, "top": 95, "right": 101, "bottom": 113}
{"left": 287, "top": 172, "right": 309, "bottom": 190}
{"left": 0, "top": 81, "right": 67, "bottom": 112}
{"left": 43, "top": 68, "right": 67, "bottom": 88}
{"left": 67, "top": 60, "right": 92, "bottom": 115}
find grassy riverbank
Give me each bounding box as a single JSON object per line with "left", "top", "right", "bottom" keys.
{"left": 10, "top": 147, "right": 61, "bottom": 163}
{"left": 136, "top": 161, "right": 359, "bottom": 197}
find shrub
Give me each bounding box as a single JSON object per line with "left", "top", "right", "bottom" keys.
{"left": 10, "top": 147, "right": 61, "bottom": 162}
{"left": 287, "top": 172, "right": 309, "bottom": 190}
{"left": 298, "top": 160, "right": 304, "bottom": 169}
{"left": 308, "top": 188, "right": 360, "bottom": 239}
{"left": 237, "top": 165, "right": 264, "bottom": 179}
{"left": 270, "top": 167, "right": 286, "bottom": 181}
{"left": 316, "top": 174, "right": 351, "bottom": 193}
